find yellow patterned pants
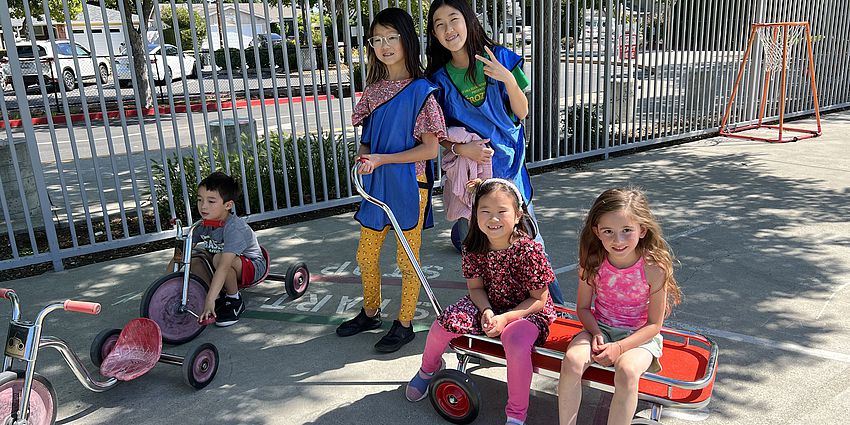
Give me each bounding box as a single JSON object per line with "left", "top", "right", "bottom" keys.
{"left": 356, "top": 181, "right": 428, "bottom": 323}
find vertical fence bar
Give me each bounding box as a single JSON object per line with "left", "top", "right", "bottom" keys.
{"left": 98, "top": 1, "right": 145, "bottom": 237}
{"left": 0, "top": 8, "right": 63, "bottom": 270}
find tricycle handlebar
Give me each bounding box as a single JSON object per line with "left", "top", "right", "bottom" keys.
{"left": 63, "top": 300, "right": 101, "bottom": 315}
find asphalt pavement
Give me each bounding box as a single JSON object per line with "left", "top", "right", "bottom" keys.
{"left": 2, "top": 110, "right": 849, "bottom": 424}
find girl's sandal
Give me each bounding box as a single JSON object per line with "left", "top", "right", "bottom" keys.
{"left": 404, "top": 359, "right": 445, "bottom": 402}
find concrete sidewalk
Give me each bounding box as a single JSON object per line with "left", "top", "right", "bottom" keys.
{"left": 2, "top": 111, "right": 849, "bottom": 424}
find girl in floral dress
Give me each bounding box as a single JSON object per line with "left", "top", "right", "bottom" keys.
{"left": 405, "top": 178, "right": 555, "bottom": 425}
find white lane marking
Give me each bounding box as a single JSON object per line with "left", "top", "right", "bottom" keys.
{"left": 557, "top": 300, "right": 850, "bottom": 363}
{"left": 666, "top": 320, "right": 850, "bottom": 364}
{"left": 815, "top": 281, "right": 850, "bottom": 321}
{"left": 553, "top": 217, "right": 734, "bottom": 275}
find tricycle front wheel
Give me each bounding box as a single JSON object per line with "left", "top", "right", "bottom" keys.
{"left": 141, "top": 272, "right": 210, "bottom": 345}
{"left": 0, "top": 370, "right": 57, "bottom": 425}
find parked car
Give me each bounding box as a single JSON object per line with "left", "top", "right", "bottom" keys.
{"left": 248, "top": 33, "right": 283, "bottom": 48}
{"left": 114, "top": 43, "right": 198, "bottom": 87}
{"left": 6, "top": 40, "right": 110, "bottom": 91}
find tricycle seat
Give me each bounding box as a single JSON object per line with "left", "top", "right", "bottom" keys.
{"left": 100, "top": 318, "right": 163, "bottom": 381}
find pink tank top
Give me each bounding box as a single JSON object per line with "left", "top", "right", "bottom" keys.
{"left": 592, "top": 256, "right": 650, "bottom": 330}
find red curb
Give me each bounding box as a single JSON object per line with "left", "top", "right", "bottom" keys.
{"left": 0, "top": 93, "right": 362, "bottom": 129}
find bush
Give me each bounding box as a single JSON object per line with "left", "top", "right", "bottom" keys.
{"left": 560, "top": 103, "right": 604, "bottom": 155}
{"left": 214, "top": 48, "right": 242, "bottom": 70}
{"left": 152, "top": 130, "right": 357, "bottom": 224}
{"left": 351, "top": 62, "right": 364, "bottom": 92}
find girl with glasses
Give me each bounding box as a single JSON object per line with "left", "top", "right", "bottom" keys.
{"left": 335, "top": 8, "right": 448, "bottom": 354}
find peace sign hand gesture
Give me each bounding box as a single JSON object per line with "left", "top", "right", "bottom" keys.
{"left": 475, "top": 45, "right": 513, "bottom": 85}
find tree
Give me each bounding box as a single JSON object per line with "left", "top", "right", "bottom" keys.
{"left": 9, "top": 0, "right": 82, "bottom": 24}
{"left": 161, "top": 6, "right": 207, "bottom": 52}
{"left": 103, "top": 0, "right": 156, "bottom": 108}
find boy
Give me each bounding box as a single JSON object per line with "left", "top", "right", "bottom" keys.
{"left": 169, "top": 171, "right": 266, "bottom": 327}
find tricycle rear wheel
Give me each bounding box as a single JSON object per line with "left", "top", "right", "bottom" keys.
{"left": 284, "top": 262, "right": 309, "bottom": 299}
{"left": 183, "top": 343, "right": 219, "bottom": 389}
{"left": 90, "top": 328, "right": 122, "bottom": 367}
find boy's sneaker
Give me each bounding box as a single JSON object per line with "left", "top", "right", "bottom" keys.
{"left": 215, "top": 297, "right": 245, "bottom": 327}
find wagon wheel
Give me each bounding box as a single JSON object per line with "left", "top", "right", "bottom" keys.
{"left": 428, "top": 369, "right": 480, "bottom": 424}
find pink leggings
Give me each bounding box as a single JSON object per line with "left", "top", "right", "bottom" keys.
{"left": 420, "top": 320, "right": 540, "bottom": 422}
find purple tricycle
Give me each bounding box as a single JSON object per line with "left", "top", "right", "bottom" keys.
{"left": 140, "top": 218, "right": 310, "bottom": 345}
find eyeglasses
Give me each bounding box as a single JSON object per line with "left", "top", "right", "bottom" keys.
{"left": 368, "top": 34, "right": 402, "bottom": 48}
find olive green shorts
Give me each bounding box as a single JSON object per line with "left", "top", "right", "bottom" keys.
{"left": 597, "top": 321, "right": 663, "bottom": 373}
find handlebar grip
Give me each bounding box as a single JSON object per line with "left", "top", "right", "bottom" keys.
{"left": 63, "top": 300, "right": 102, "bottom": 315}
{"left": 0, "top": 288, "right": 14, "bottom": 299}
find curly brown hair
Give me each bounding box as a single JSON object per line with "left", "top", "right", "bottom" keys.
{"left": 578, "top": 188, "right": 682, "bottom": 316}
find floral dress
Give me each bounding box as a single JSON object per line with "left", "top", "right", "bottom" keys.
{"left": 438, "top": 237, "right": 556, "bottom": 345}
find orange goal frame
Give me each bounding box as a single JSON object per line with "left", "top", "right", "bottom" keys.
{"left": 719, "top": 22, "right": 821, "bottom": 143}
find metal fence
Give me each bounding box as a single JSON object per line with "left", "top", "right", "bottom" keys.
{"left": 1, "top": 0, "right": 848, "bottom": 272}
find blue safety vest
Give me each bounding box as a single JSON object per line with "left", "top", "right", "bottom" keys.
{"left": 354, "top": 78, "right": 437, "bottom": 231}
{"left": 430, "top": 46, "right": 532, "bottom": 203}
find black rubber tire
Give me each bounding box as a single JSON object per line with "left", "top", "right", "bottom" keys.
{"left": 182, "top": 343, "right": 219, "bottom": 389}
{"left": 140, "top": 272, "right": 210, "bottom": 345}
{"left": 428, "top": 369, "right": 481, "bottom": 425}
{"left": 90, "top": 328, "right": 122, "bottom": 367}
{"left": 62, "top": 69, "right": 76, "bottom": 91}
{"left": 284, "top": 262, "right": 309, "bottom": 300}
{"left": 99, "top": 63, "right": 109, "bottom": 84}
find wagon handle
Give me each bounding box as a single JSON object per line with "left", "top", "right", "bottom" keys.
{"left": 351, "top": 162, "right": 443, "bottom": 315}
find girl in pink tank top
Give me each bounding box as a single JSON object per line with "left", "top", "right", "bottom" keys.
{"left": 558, "top": 188, "right": 682, "bottom": 425}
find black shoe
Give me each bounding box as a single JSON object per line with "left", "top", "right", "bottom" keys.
{"left": 336, "top": 308, "right": 382, "bottom": 337}
{"left": 374, "top": 320, "right": 415, "bottom": 353}
{"left": 215, "top": 296, "right": 245, "bottom": 327}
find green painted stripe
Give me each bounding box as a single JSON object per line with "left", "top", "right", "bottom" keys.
{"left": 242, "top": 309, "right": 432, "bottom": 332}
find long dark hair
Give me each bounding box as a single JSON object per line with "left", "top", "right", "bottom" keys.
{"left": 425, "top": 0, "right": 496, "bottom": 83}
{"left": 366, "top": 8, "right": 424, "bottom": 84}
{"left": 578, "top": 188, "right": 682, "bottom": 316}
{"left": 463, "top": 179, "right": 534, "bottom": 254}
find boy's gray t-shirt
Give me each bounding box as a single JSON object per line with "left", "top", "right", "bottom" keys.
{"left": 192, "top": 214, "right": 265, "bottom": 275}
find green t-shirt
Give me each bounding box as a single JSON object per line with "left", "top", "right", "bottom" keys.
{"left": 446, "top": 56, "right": 530, "bottom": 107}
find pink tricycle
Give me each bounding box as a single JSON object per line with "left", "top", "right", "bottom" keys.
{"left": 141, "top": 218, "right": 311, "bottom": 344}
{"left": 1, "top": 288, "right": 219, "bottom": 425}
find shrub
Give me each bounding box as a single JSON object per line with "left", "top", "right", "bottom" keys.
{"left": 151, "top": 130, "right": 357, "bottom": 224}
{"left": 560, "top": 103, "right": 604, "bottom": 155}
{"left": 214, "top": 48, "right": 242, "bottom": 70}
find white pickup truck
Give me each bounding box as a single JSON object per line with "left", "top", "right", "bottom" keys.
{"left": 6, "top": 40, "right": 110, "bottom": 91}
